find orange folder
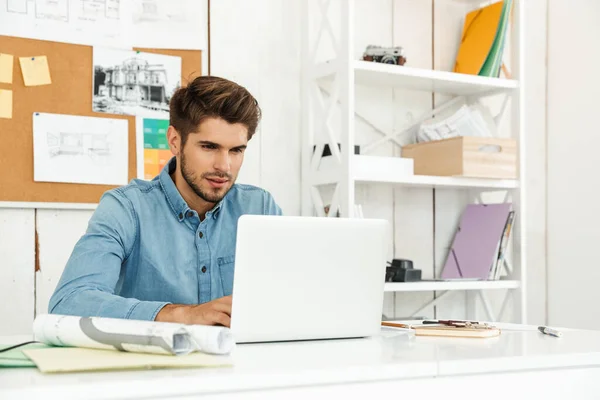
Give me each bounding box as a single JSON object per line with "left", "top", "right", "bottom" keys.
{"left": 453, "top": 1, "right": 504, "bottom": 75}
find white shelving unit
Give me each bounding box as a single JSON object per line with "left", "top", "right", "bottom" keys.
{"left": 384, "top": 280, "right": 520, "bottom": 293}
{"left": 301, "top": 0, "right": 527, "bottom": 323}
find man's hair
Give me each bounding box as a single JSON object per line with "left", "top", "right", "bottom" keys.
{"left": 169, "top": 76, "right": 262, "bottom": 145}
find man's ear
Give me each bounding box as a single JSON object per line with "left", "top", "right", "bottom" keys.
{"left": 167, "top": 126, "right": 181, "bottom": 156}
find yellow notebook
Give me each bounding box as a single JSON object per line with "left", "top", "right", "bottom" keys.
{"left": 453, "top": 1, "right": 504, "bottom": 75}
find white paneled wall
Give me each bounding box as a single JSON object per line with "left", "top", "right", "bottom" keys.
{"left": 547, "top": 0, "right": 600, "bottom": 329}
{"left": 0, "top": 0, "right": 550, "bottom": 335}
{"left": 210, "top": 0, "right": 302, "bottom": 215}
{"left": 0, "top": 209, "right": 34, "bottom": 335}
{"left": 35, "top": 210, "right": 93, "bottom": 316}
{"left": 389, "top": 0, "right": 435, "bottom": 318}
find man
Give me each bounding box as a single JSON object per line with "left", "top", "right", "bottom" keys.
{"left": 49, "top": 76, "right": 282, "bottom": 328}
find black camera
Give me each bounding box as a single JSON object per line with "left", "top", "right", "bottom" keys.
{"left": 385, "top": 259, "right": 421, "bottom": 282}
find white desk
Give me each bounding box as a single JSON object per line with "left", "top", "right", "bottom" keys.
{"left": 2, "top": 324, "right": 600, "bottom": 400}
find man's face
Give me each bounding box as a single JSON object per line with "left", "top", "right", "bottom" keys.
{"left": 178, "top": 118, "right": 248, "bottom": 204}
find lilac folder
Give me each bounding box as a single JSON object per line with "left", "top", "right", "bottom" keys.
{"left": 441, "top": 203, "right": 512, "bottom": 280}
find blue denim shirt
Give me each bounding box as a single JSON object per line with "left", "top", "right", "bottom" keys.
{"left": 49, "top": 157, "right": 282, "bottom": 321}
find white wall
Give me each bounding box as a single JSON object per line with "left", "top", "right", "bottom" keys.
{"left": 547, "top": 0, "right": 600, "bottom": 329}
{"left": 0, "top": 209, "right": 34, "bottom": 335}
{"left": 0, "top": 0, "right": 550, "bottom": 335}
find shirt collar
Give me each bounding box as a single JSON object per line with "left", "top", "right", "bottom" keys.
{"left": 159, "top": 157, "right": 224, "bottom": 222}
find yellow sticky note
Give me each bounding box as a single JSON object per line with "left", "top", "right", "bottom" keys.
{"left": 19, "top": 56, "right": 52, "bottom": 86}
{"left": 0, "top": 89, "right": 12, "bottom": 119}
{"left": 0, "top": 53, "right": 14, "bottom": 84}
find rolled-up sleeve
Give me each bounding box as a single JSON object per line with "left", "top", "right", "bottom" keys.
{"left": 48, "top": 190, "right": 169, "bottom": 321}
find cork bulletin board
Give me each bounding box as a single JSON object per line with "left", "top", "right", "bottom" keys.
{"left": 0, "top": 35, "right": 202, "bottom": 203}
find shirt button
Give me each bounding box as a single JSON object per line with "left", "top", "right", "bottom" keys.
{"left": 178, "top": 213, "right": 183, "bottom": 219}
{"left": 187, "top": 211, "right": 193, "bottom": 218}
{"left": 199, "top": 231, "right": 204, "bottom": 239}
{"left": 201, "top": 266, "right": 207, "bottom": 273}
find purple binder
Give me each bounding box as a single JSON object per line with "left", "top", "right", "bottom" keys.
{"left": 441, "top": 203, "right": 512, "bottom": 280}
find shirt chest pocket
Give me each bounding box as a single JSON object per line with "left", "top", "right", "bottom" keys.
{"left": 217, "top": 255, "right": 236, "bottom": 296}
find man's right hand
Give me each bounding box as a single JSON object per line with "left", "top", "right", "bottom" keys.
{"left": 155, "top": 295, "right": 232, "bottom": 327}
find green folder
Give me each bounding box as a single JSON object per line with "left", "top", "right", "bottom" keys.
{"left": 0, "top": 343, "right": 50, "bottom": 368}
{"left": 479, "top": 0, "right": 513, "bottom": 77}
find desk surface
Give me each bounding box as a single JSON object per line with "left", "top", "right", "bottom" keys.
{"left": 2, "top": 324, "right": 600, "bottom": 399}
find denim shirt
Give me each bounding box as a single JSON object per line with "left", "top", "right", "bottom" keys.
{"left": 49, "top": 157, "right": 282, "bottom": 321}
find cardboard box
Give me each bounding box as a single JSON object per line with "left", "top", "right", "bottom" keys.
{"left": 401, "top": 136, "right": 517, "bottom": 179}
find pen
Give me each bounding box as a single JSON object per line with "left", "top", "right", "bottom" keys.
{"left": 381, "top": 322, "right": 412, "bottom": 329}
{"left": 538, "top": 326, "right": 562, "bottom": 338}
{"left": 423, "top": 319, "right": 480, "bottom": 326}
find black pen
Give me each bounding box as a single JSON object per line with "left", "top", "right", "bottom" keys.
{"left": 423, "top": 319, "right": 480, "bottom": 325}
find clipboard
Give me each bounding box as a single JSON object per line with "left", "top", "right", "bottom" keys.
{"left": 382, "top": 321, "right": 501, "bottom": 338}
{"left": 412, "top": 324, "right": 501, "bottom": 338}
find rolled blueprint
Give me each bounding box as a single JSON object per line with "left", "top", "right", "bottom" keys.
{"left": 33, "top": 314, "right": 234, "bottom": 356}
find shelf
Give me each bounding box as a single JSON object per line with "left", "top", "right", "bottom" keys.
{"left": 384, "top": 280, "right": 520, "bottom": 292}
{"left": 353, "top": 60, "right": 518, "bottom": 97}
{"left": 355, "top": 174, "right": 519, "bottom": 190}
{"left": 0, "top": 201, "right": 98, "bottom": 210}
{"left": 314, "top": 155, "right": 518, "bottom": 190}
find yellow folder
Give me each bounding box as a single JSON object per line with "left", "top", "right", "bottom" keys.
{"left": 453, "top": 1, "right": 504, "bottom": 75}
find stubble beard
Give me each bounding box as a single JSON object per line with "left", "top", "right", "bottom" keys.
{"left": 180, "top": 150, "right": 234, "bottom": 204}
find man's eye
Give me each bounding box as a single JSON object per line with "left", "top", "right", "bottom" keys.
{"left": 231, "top": 148, "right": 244, "bottom": 154}
{"left": 202, "top": 144, "right": 216, "bottom": 150}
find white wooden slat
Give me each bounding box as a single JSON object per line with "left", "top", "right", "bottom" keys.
{"left": 547, "top": 0, "right": 600, "bottom": 329}
{"left": 209, "top": 0, "right": 262, "bottom": 188}
{"left": 0, "top": 209, "right": 35, "bottom": 335}
{"left": 353, "top": 0, "right": 395, "bottom": 260}
{"left": 35, "top": 210, "right": 93, "bottom": 317}
{"left": 432, "top": 0, "right": 472, "bottom": 321}
{"left": 391, "top": 0, "right": 435, "bottom": 320}
{"left": 521, "top": 0, "right": 547, "bottom": 326}
{"left": 254, "top": 0, "right": 302, "bottom": 216}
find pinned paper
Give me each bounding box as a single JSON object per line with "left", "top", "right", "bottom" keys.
{"left": 19, "top": 56, "right": 52, "bottom": 86}
{"left": 0, "top": 89, "right": 12, "bottom": 119}
{"left": 0, "top": 53, "right": 14, "bottom": 84}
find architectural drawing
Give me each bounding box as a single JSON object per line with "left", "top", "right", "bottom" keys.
{"left": 0, "top": 0, "right": 206, "bottom": 49}
{"left": 79, "top": 0, "right": 119, "bottom": 20}
{"left": 46, "top": 131, "right": 112, "bottom": 164}
{"left": 132, "top": 0, "right": 186, "bottom": 23}
{"left": 105, "top": 0, "right": 119, "bottom": 19}
{"left": 35, "top": 0, "right": 69, "bottom": 23}
{"left": 7, "top": 0, "right": 28, "bottom": 14}
{"left": 0, "top": 0, "right": 124, "bottom": 48}
{"left": 33, "top": 112, "right": 128, "bottom": 185}
{"left": 129, "top": 0, "right": 207, "bottom": 50}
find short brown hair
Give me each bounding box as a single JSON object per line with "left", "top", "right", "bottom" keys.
{"left": 169, "top": 76, "right": 262, "bottom": 145}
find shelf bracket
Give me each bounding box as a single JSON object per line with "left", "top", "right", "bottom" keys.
{"left": 409, "top": 290, "right": 457, "bottom": 317}
{"left": 363, "top": 96, "right": 466, "bottom": 154}
{"left": 478, "top": 290, "right": 498, "bottom": 322}
{"left": 318, "top": 85, "right": 404, "bottom": 149}
{"left": 498, "top": 290, "right": 512, "bottom": 321}
{"left": 309, "top": 0, "right": 339, "bottom": 66}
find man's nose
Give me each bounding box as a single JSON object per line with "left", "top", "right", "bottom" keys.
{"left": 214, "top": 150, "right": 231, "bottom": 172}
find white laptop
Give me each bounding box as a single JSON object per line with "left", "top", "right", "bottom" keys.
{"left": 230, "top": 215, "right": 390, "bottom": 343}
